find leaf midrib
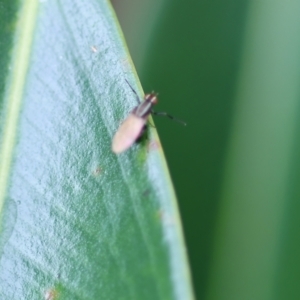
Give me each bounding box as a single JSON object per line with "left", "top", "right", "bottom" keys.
{"left": 0, "top": 0, "right": 39, "bottom": 215}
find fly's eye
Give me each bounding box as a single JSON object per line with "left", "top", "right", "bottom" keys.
{"left": 151, "top": 94, "right": 158, "bottom": 104}
{"left": 145, "top": 93, "right": 158, "bottom": 104}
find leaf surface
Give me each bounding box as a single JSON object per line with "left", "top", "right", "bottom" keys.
{"left": 0, "top": 1, "right": 193, "bottom": 299}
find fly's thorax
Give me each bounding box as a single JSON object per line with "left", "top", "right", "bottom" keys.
{"left": 134, "top": 93, "right": 158, "bottom": 118}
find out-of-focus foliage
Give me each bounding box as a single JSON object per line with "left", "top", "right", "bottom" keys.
{"left": 113, "top": 0, "right": 300, "bottom": 299}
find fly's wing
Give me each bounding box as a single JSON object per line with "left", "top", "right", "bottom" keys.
{"left": 112, "top": 114, "right": 146, "bottom": 153}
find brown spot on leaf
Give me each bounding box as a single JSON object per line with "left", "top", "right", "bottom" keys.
{"left": 91, "top": 45, "right": 97, "bottom": 53}
{"left": 44, "top": 288, "right": 59, "bottom": 300}
{"left": 92, "top": 166, "right": 102, "bottom": 177}
{"left": 157, "top": 210, "right": 176, "bottom": 225}
{"left": 148, "top": 140, "right": 161, "bottom": 152}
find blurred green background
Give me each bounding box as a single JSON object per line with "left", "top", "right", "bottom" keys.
{"left": 112, "top": 0, "right": 300, "bottom": 299}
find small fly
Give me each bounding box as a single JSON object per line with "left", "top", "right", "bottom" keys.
{"left": 112, "top": 80, "right": 186, "bottom": 154}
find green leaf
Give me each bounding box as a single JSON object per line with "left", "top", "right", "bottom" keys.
{"left": 0, "top": 0, "right": 194, "bottom": 299}
{"left": 114, "top": 0, "right": 300, "bottom": 299}
{"left": 206, "top": 1, "right": 300, "bottom": 300}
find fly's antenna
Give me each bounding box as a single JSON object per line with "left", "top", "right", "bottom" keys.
{"left": 125, "top": 79, "right": 141, "bottom": 104}
{"left": 152, "top": 111, "right": 187, "bottom": 126}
